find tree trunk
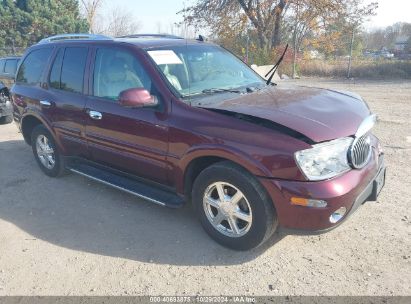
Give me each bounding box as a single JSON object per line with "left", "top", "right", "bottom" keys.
{"left": 272, "top": 0, "right": 287, "bottom": 48}
{"left": 347, "top": 28, "right": 355, "bottom": 78}
{"left": 272, "top": 13, "right": 282, "bottom": 47}
{"left": 292, "top": 26, "right": 297, "bottom": 78}
{"left": 257, "top": 30, "right": 266, "bottom": 49}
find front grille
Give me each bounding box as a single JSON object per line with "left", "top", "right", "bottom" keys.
{"left": 349, "top": 134, "right": 372, "bottom": 168}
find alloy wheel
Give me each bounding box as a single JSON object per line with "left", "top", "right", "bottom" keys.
{"left": 36, "top": 134, "right": 55, "bottom": 169}
{"left": 203, "top": 182, "right": 252, "bottom": 238}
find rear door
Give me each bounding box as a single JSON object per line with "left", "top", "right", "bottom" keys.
{"left": 45, "top": 46, "right": 90, "bottom": 157}
{"left": 84, "top": 46, "right": 170, "bottom": 184}
{"left": 12, "top": 47, "right": 54, "bottom": 125}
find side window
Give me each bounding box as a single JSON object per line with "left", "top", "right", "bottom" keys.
{"left": 60, "top": 47, "right": 88, "bottom": 93}
{"left": 0, "top": 59, "right": 5, "bottom": 73}
{"left": 4, "top": 59, "right": 18, "bottom": 75}
{"left": 93, "top": 48, "right": 152, "bottom": 101}
{"left": 49, "top": 48, "right": 64, "bottom": 90}
{"left": 17, "top": 48, "right": 52, "bottom": 85}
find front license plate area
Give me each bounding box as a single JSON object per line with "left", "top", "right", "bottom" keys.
{"left": 369, "top": 167, "right": 386, "bottom": 201}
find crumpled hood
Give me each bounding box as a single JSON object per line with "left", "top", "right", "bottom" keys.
{"left": 199, "top": 85, "right": 371, "bottom": 143}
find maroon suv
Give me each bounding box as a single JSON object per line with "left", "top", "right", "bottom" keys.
{"left": 11, "top": 34, "right": 386, "bottom": 250}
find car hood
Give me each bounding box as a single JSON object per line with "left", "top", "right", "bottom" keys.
{"left": 198, "top": 85, "right": 371, "bottom": 143}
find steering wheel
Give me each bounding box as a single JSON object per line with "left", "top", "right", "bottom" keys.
{"left": 201, "top": 69, "right": 233, "bottom": 81}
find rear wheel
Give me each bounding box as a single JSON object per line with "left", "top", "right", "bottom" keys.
{"left": 31, "top": 125, "right": 65, "bottom": 177}
{"left": 192, "top": 161, "right": 277, "bottom": 250}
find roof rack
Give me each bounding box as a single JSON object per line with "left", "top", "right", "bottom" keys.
{"left": 118, "top": 34, "right": 184, "bottom": 40}
{"left": 38, "top": 33, "right": 112, "bottom": 44}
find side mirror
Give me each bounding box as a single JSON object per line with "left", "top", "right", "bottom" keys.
{"left": 119, "top": 88, "right": 158, "bottom": 108}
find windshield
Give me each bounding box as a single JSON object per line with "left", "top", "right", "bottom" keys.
{"left": 146, "top": 44, "right": 265, "bottom": 98}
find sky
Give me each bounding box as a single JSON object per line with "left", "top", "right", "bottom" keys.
{"left": 364, "top": 0, "right": 411, "bottom": 29}
{"left": 102, "top": 0, "right": 411, "bottom": 33}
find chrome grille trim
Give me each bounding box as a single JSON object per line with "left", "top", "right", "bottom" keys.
{"left": 348, "top": 114, "right": 376, "bottom": 169}
{"left": 349, "top": 133, "right": 372, "bottom": 169}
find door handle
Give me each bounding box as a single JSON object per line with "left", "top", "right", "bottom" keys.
{"left": 40, "top": 100, "right": 52, "bottom": 108}
{"left": 88, "top": 110, "right": 102, "bottom": 120}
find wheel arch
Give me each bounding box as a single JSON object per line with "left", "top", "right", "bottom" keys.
{"left": 178, "top": 145, "right": 273, "bottom": 199}
{"left": 21, "top": 113, "right": 53, "bottom": 146}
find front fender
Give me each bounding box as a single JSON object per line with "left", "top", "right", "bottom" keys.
{"left": 174, "top": 144, "right": 273, "bottom": 194}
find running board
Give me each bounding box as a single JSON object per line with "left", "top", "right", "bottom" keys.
{"left": 67, "top": 162, "right": 184, "bottom": 208}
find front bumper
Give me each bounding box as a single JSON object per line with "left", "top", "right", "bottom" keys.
{"left": 259, "top": 147, "right": 385, "bottom": 232}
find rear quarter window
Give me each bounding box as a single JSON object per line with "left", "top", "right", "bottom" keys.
{"left": 16, "top": 48, "right": 53, "bottom": 85}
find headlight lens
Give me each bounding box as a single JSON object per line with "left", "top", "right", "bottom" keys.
{"left": 295, "top": 137, "right": 353, "bottom": 181}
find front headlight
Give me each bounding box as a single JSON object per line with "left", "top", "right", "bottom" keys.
{"left": 295, "top": 137, "right": 353, "bottom": 181}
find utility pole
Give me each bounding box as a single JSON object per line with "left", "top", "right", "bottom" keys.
{"left": 292, "top": 24, "right": 297, "bottom": 79}
{"left": 347, "top": 27, "right": 355, "bottom": 78}
{"left": 292, "top": 2, "right": 300, "bottom": 79}
{"left": 246, "top": 31, "right": 250, "bottom": 64}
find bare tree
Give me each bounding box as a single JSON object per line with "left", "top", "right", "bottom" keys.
{"left": 102, "top": 7, "right": 141, "bottom": 37}
{"left": 344, "top": 0, "right": 378, "bottom": 77}
{"left": 181, "top": 0, "right": 289, "bottom": 50}
{"left": 80, "top": 0, "right": 105, "bottom": 33}
{"left": 237, "top": 0, "right": 288, "bottom": 49}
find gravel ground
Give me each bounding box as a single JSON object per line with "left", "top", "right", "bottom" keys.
{"left": 0, "top": 78, "right": 410, "bottom": 296}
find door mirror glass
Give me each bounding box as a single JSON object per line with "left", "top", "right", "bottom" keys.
{"left": 119, "top": 88, "right": 158, "bottom": 108}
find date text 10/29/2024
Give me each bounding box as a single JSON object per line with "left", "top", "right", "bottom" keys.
{"left": 150, "top": 296, "right": 256, "bottom": 303}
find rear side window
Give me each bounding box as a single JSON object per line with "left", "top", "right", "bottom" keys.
{"left": 49, "top": 47, "right": 87, "bottom": 93}
{"left": 4, "top": 59, "right": 18, "bottom": 75}
{"left": 60, "top": 47, "right": 88, "bottom": 93}
{"left": 49, "top": 49, "right": 64, "bottom": 90}
{"left": 17, "top": 48, "right": 52, "bottom": 85}
{"left": 0, "top": 59, "right": 5, "bottom": 73}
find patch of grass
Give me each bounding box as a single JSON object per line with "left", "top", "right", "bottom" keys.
{"left": 278, "top": 59, "right": 411, "bottom": 79}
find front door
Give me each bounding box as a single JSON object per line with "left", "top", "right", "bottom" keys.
{"left": 85, "top": 46, "right": 169, "bottom": 185}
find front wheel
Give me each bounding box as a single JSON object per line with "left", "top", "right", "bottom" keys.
{"left": 192, "top": 161, "right": 277, "bottom": 250}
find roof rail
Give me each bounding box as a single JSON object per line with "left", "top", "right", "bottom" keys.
{"left": 38, "top": 33, "right": 112, "bottom": 44}
{"left": 118, "top": 34, "right": 184, "bottom": 40}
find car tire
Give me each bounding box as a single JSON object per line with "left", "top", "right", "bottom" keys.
{"left": 31, "top": 124, "right": 65, "bottom": 177}
{"left": 192, "top": 161, "right": 277, "bottom": 250}
{"left": 0, "top": 115, "right": 12, "bottom": 125}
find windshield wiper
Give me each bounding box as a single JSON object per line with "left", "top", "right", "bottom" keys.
{"left": 265, "top": 44, "right": 289, "bottom": 85}
{"left": 202, "top": 88, "right": 242, "bottom": 94}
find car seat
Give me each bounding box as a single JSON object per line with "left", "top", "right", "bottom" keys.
{"left": 101, "top": 58, "right": 144, "bottom": 99}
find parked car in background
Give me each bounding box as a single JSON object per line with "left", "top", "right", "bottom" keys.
{"left": 0, "top": 56, "right": 20, "bottom": 124}
{"left": 363, "top": 50, "right": 395, "bottom": 60}
{"left": 11, "top": 34, "right": 385, "bottom": 250}
{"left": 0, "top": 56, "right": 20, "bottom": 89}
{"left": 379, "top": 50, "right": 395, "bottom": 59}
